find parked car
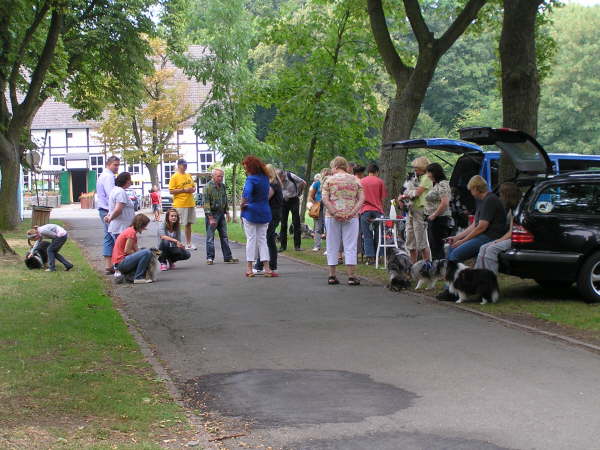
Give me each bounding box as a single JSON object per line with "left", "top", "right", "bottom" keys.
{"left": 124, "top": 189, "right": 141, "bottom": 211}
{"left": 160, "top": 189, "right": 173, "bottom": 210}
{"left": 385, "top": 129, "right": 600, "bottom": 227}
{"left": 386, "top": 127, "right": 600, "bottom": 303}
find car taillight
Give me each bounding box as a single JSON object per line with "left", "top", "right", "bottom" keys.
{"left": 512, "top": 224, "right": 534, "bottom": 244}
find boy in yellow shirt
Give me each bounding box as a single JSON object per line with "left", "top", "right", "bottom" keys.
{"left": 169, "top": 159, "right": 197, "bottom": 250}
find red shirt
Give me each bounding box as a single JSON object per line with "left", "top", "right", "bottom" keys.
{"left": 150, "top": 191, "right": 160, "bottom": 205}
{"left": 360, "top": 175, "right": 387, "bottom": 214}
{"left": 112, "top": 227, "right": 138, "bottom": 265}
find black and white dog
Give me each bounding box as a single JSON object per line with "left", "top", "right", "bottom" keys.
{"left": 446, "top": 261, "right": 499, "bottom": 305}
{"left": 387, "top": 247, "right": 413, "bottom": 291}
{"left": 24, "top": 241, "right": 50, "bottom": 269}
{"left": 411, "top": 259, "right": 448, "bottom": 290}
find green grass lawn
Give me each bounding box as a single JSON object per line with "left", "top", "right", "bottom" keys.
{"left": 0, "top": 221, "right": 190, "bottom": 449}
{"left": 193, "top": 217, "right": 600, "bottom": 338}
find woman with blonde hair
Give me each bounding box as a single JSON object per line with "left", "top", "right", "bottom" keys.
{"left": 399, "top": 156, "right": 432, "bottom": 263}
{"left": 321, "top": 156, "right": 364, "bottom": 285}
{"left": 254, "top": 163, "right": 283, "bottom": 275}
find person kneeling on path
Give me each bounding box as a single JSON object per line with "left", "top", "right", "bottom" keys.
{"left": 112, "top": 214, "right": 154, "bottom": 284}
{"left": 158, "top": 208, "right": 191, "bottom": 271}
{"left": 437, "top": 175, "right": 507, "bottom": 301}
{"left": 203, "top": 168, "right": 238, "bottom": 265}
{"left": 27, "top": 224, "right": 73, "bottom": 272}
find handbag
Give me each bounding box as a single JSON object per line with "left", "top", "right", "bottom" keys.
{"left": 308, "top": 201, "right": 321, "bottom": 219}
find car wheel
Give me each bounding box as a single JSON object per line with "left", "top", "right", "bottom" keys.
{"left": 577, "top": 251, "right": 600, "bottom": 303}
{"left": 535, "top": 279, "right": 573, "bottom": 290}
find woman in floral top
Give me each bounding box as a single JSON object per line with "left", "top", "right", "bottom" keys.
{"left": 424, "top": 163, "right": 452, "bottom": 260}
{"left": 321, "top": 156, "right": 365, "bottom": 285}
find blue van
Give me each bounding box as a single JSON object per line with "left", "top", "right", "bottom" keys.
{"left": 384, "top": 127, "right": 600, "bottom": 227}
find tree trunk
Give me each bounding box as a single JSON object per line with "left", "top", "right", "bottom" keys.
{"left": 300, "top": 135, "right": 318, "bottom": 223}
{"left": 231, "top": 163, "right": 238, "bottom": 223}
{"left": 0, "top": 135, "right": 21, "bottom": 230}
{"left": 0, "top": 232, "right": 16, "bottom": 255}
{"left": 145, "top": 163, "right": 160, "bottom": 190}
{"left": 379, "top": 62, "right": 438, "bottom": 210}
{"left": 499, "top": 0, "right": 543, "bottom": 182}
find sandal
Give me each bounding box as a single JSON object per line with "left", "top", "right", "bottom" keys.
{"left": 348, "top": 277, "right": 361, "bottom": 286}
{"left": 265, "top": 271, "right": 280, "bottom": 277}
{"left": 328, "top": 276, "right": 340, "bottom": 285}
{"left": 245, "top": 271, "right": 255, "bottom": 278}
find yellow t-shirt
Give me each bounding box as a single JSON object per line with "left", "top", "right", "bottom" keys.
{"left": 169, "top": 172, "right": 196, "bottom": 208}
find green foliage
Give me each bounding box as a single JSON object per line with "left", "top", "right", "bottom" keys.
{"left": 180, "top": 0, "right": 266, "bottom": 165}
{"left": 253, "top": 0, "right": 382, "bottom": 174}
{"left": 538, "top": 4, "right": 600, "bottom": 154}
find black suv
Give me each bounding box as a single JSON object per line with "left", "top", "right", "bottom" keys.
{"left": 499, "top": 171, "right": 600, "bottom": 303}
{"left": 458, "top": 127, "right": 600, "bottom": 304}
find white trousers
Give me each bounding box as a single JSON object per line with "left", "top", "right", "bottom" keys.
{"left": 325, "top": 217, "right": 359, "bottom": 266}
{"left": 243, "top": 219, "right": 270, "bottom": 262}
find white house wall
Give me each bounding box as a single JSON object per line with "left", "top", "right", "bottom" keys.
{"left": 29, "top": 126, "right": 222, "bottom": 198}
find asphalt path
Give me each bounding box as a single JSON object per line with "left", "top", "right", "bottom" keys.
{"left": 65, "top": 213, "right": 600, "bottom": 450}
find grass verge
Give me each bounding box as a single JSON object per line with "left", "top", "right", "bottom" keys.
{"left": 0, "top": 221, "right": 191, "bottom": 449}
{"left": 193, "top": 218, "right": 600, "bottom": 342}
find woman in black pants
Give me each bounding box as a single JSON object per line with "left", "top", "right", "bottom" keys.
{"left": 255, "top": 164, "right": 283, "bottom": 275}
{"left": 424, "top": 163, "right": 453, "bottom": 260}
{"left": 157, "top": 208, "right": 191, "bottom": 271}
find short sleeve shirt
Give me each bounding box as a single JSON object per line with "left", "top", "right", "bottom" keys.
{"left": 169, "top": 172, "right": 196, "bottom": 208}
{"left": 412, "top": 174, "right": 433, "bottom": 210}
{"left": 108, "top": 187, "right": 135, "bottom": 235}
{"left": 424, "top": 180, "right": 452, "bottom": 217}
{"left": 475, "top": 192, "right": 507, "bottom": 240}
{"left": 311, "top": 181, "right": 322, "bottom": 202}
{"left": 321, "top": 172, "right": 363, "bottom": 219}
{"left": 112, "top": 227, "right": 137, "bottom": 265}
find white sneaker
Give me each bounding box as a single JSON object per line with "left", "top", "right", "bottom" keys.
{"left": 114, "top": 270, "right": 122, "bottom": 278}
{"left": 253, "top": 268, "right": 264, "bottom": 274}
{"left": 134, "top": 279, "right": 153, "bottom": 284}
{"left": 323, "top": 251, "right": 327, "bottom": 256}
{"left": 186, "top": 244, "right": 198, "bottom": 250}
{"left": 312, "top": 247, "right": 320, "bottom": 252}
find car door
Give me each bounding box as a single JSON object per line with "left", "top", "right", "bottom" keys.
{"left": 524, "top": 181, "right": 600, "bottom": 254}
{"left": 459, "top": 127, "right": 553, "bottom": 183}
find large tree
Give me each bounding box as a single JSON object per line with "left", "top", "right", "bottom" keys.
{"left": 0, "top": 0, "right": 156, "bottom": 231}
{"left": 98, "top": 38, "right": 199, "bottom": 188}
{"left": 255, "top": 0, "right": 382, "bottom": 218}
{"left": 367, "top": 0, "right": 488, "bottom": 201}
{"left": 180, "top": 0, "right": 265, "bottom": 222}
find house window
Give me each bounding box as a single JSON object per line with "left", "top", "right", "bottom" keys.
{"left": 128, "top": 164, "right": 141, "bottom": 175}
{"left": 23, "top": 171, "right": 30, "bottom": 190}
{"left": 52, "top": 156, "right": 65, "bottom": 167}
{"left": 90, "top": 155, "right": 104, "bottom": 175}
{"left": 199, "top": 152, "right": 213, "bottom": 172}
{"left": 164, "top": 163, "right": 176, "bottom": 185}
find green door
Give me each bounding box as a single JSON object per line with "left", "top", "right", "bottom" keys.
{"left": 59, "top": 171, "right": 70, "bottom": 204}
{"left": 87, "top": 170, "right": 97, "bottom": 193}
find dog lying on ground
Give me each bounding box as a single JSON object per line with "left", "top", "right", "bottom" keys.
{"left": 25, "top": 240, "right": 50, "bottom": 269}
{"left": 411, "top": 259, "right": 448, "bottom": 290}
{"left": 387, "top": 247, "right": 413, "bottom": 291}
{"left": 446, "top": 261, "right": 499, "bottom": 305}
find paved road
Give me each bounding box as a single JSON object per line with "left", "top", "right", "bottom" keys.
{"left": 65, "top": 213, "right": 600, "bottom": 450}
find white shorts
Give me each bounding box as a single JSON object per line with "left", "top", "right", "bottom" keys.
{"left": 176, "top": 207, "right": 197, "bottom": 225}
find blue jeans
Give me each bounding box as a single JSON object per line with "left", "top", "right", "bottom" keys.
{"left": 117, "top": 249, "right": 152, "bottom": 280}
{"left": 47, "top": 235, "right": 71, "bottom": 270}
{"left": 360, "top": 211, "right": 383, "bottom": 258}
{"left": 99, "top": 208, "right": 114, "bottom": 257}
{"left": 447, "top": 234, "right": 494, "bottom": 263}
{"left": 205, "top": 212, "right": 232, "bottom": 260}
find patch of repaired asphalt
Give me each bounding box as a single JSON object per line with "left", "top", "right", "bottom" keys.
{"left": 285, "top": 430, "right": 513, "bottom": 450}
{"left": 184, "top": 369, "right": 418, "bottom": 428}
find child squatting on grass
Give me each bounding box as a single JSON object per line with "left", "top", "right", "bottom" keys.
{"left": 26, "top": 224, "right": 74, "bottom": 272}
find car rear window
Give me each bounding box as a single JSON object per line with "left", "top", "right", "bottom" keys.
{"left": 533, "top": 183, "right": 600, "bottom": 215}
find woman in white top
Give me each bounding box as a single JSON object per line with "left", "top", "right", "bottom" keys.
{"left": 105, "top": 172, "right": 135, "bottom": 239}
{"left": 26, "top": 223, "right": 73, "bottom": 272}
{"left": 475, "top": 182, "right": 522, "bottom": 273}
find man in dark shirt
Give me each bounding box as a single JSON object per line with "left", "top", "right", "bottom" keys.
{"left": 446, "top": 175, "right": 507, "bottom": 263}
{"left": 437, "top": 175, "right": 506, "bottom": 301}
